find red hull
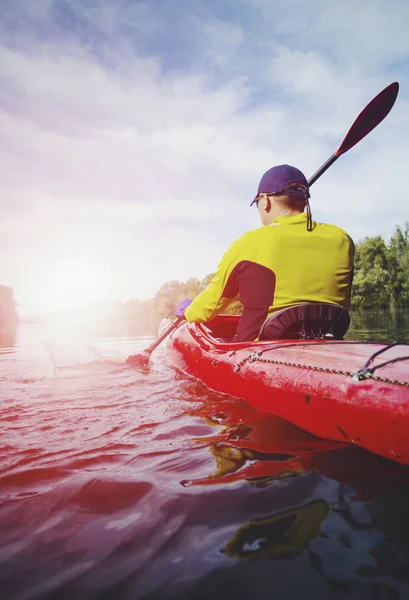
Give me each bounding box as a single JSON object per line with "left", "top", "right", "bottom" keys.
{"left": 166, "top": 315, "right": 409, "bottom": 466}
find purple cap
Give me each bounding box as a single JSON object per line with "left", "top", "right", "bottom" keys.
{"left": 250, "top": 164, "right": 310, "bottom": 206}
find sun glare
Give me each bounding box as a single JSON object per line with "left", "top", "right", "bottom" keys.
{"left": 47, "top": 260, "right": 110, "bottom": 315}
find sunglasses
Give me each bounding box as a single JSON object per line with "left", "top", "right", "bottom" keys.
{"left": 252, "top": 185, "right": 309, "bottom": 207}
{"left": 253, "top": 192, "right": 281, "bottom": 207}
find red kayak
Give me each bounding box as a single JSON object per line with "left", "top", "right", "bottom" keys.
{"left": 166, "top": 314, "right": 409, "bottom": 466}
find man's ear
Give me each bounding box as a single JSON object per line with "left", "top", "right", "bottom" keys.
{"left": 265, "top": 196, "right": 271, "bottom": 213}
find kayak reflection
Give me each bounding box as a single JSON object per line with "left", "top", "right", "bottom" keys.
{"left": 185, "top": 397, "right": 347, "bottom": 486}
{"left": 185, "top": 395, "right": 409, "bottom": 595}
{"left": 223, "top": 500, "right": 330, "bottom": 560}
{"left": 186, "top": 395, "right": 409, "bottom": 490}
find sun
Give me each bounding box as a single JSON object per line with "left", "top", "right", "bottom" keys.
{"left": 47, "top": 259, "right": 110, "bottom": 314}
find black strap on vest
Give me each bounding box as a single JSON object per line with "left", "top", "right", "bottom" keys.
{"left": 258, "top": 303, "right": 350, "bottom": 341}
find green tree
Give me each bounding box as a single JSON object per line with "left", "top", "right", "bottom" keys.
{"left": 0, "top": 286, "right": 19, "bottom": 326}
{"left": 387, "top": 223, "right": 409, "bottom": 306}
{"left": 152, "top": 278, "right": 204, "bottom": 321}
{"left": 351, "top": 236, "right": 391, "bottom": 308}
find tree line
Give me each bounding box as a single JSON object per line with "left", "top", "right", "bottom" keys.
{"left": 351, "top": 223, "right": 409, "bottom": 309}
{"left": 0, "top": 285, "right": 19, "bottom": 326}
{"left": 3, "top": 223, "right": 409, "bottom": 334}
{"left": 148, "top": 223, "right": 409, "bottom": 318}
{"left": 0, "top": 285, "right": 20, "bottom": 347}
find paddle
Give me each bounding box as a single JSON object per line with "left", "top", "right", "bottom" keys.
{"left": 127, "top": 316, "right": 185, "bottom": 366}
{"left": 127, "top": 81, "right": 399, "bottom": 367}
{"left": 308, "top": 81, "right": 399, "bottom": 186}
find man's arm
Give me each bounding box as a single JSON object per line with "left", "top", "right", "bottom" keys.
{"left": 184, "top": 237, "right": 244, "bottom": 323}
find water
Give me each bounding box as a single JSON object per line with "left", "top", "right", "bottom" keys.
{"left": 1, "top": 311, "right": 409, "bottom": 600}
{"left": 347, "top": 308, "right": 409, "bottom": 343}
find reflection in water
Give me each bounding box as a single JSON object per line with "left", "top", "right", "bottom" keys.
{"left": 2, "top": 325, "right": 409, "bottom": 599}
{"left": 184, "top": 396, "right": 409, "bottom": 597}
{"left": 223, "top": 500, "right": 330, "bottom": 560}
{"left": 184, "top": 398, "right": 348, "bottom": 486}
{"left": 348, "top": 307, "right": 409, "bottom": 342}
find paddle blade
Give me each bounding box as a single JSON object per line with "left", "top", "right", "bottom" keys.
{"left": 336, "top": 82, "right": 399, "bottom": 157}
{"left": 126, "top": 316, "right": 185, "bottom": 368}
{"left": 126, "top": 350, "right": 151, "bottom": 367}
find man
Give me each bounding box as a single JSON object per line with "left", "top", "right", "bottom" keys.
{"left": 178, "top": 164, "right": 354, "bottom": 342}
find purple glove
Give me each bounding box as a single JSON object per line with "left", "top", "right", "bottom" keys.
{"left": 175, "top": 299, "right": 192, "bottom": 318}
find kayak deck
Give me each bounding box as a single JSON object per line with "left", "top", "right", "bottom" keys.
{"left": 166, "top": 315, "right": 409, "bottom": 465}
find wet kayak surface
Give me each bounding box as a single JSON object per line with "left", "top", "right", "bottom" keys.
{"left": 1, "top": 324, "right": 409, "bottom": 600}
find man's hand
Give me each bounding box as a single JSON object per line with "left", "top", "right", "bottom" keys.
{"left": 175, "top": 299, "right": 192, "bottom": 317}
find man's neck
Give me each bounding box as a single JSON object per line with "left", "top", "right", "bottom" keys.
{"left": 266, "top": 208, "right": 303, "bottom": 224}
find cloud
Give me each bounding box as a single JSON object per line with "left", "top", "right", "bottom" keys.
{"left": 0, "top": 0, "right": 408, "bottom": 314}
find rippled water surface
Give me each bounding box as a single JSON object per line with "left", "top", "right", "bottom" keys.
{"left": 2, "top": 320, "right": 409, "bottom": 600}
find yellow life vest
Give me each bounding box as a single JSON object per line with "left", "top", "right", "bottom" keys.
{"left": 185, "top": 212, "right": 354, "bottom": 342}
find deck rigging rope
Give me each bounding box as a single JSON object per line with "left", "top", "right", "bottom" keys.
{"left": 233, "top": 342, "right": 409, "bottom": 388}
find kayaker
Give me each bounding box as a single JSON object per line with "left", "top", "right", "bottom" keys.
{"left": 176, "top": 164, "right": 354, "bottom": 342}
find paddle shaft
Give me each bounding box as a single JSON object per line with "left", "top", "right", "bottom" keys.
{"left": 308, "top": 154, "right": 338, "bottom": 187}
{"left": 126, "top": 316, "right": 185, "bottom": 365}
{"left": 144, "top": 316, "right": 185, "bottom": 356}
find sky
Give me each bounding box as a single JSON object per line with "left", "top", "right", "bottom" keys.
{"left": 1, "top": 0, "right": 408, "bottom": 316}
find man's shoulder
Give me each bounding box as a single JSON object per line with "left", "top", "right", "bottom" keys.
{"left": 316, "top": 221, "right": 354, "bottom": 244}
{"left": 233, "top": 226, "right": 271, "bottom": 247}
{"left": 240, "top": 225, "right": 271, "bottom": 240}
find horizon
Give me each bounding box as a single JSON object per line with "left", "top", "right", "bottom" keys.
{"left": 1, "top": 1, "right": 409, "bottom": 317}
